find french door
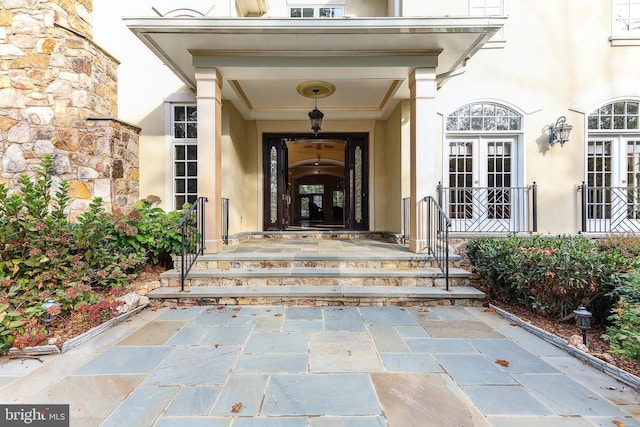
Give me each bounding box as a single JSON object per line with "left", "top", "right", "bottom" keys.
{"left": 586, "top": 137, "right": 640, "bottom": 232}
{"left": 263, "top": 133, "right": 368, "bottom": 231}
{"left": 444, "top": 136, "right": 522, "bottom": 232}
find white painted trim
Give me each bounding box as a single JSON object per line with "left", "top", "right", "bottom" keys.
{"left": 438, "top": 97, "right": 540, "bottom": 118}
{"left": 163, "top": 100, "right": 173, "bottom": 210}
{"left": 570, "top": 82, "right": 640, "bottom": 113}
{"left": 164, "top": 92, "right": 197, "bottom": 103}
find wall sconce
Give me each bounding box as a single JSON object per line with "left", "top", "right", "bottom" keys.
{"left": 573, "top": 306, "right": 592, "bottom": 345}
{"left": 42, "top": 299, "right": 60, "bottom": 331}
{"left": 549, "top": 116, "right": 573, "bottom": 147}
{"left": 308, "top": 89, "right": 324, "bottom": 136}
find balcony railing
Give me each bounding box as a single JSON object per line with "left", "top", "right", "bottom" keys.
{"left": 437, "top": 183, "right": 537, "bottom": 233}
{"left": 579, "top": 184, "right": 640, "bottom": 233}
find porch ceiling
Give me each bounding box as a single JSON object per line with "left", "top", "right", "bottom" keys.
{"left": 124, "top": 17, "right": 504, "bottom": 121}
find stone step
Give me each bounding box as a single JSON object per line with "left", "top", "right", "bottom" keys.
{"left": 183, "top": 253, "right": 463, "bottom": 270}
{"left": 160, "top": 267, "right": 471, "bottom": 288}
{"left": 147, "top": 285, "right": 485, "bottom": 307}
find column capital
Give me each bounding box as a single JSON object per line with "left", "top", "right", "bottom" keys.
{"left": 409, "top": 67, "right": 437, "bottom": 98}
{"left": 195, "top": 67, "right": 222, "bottom": 82}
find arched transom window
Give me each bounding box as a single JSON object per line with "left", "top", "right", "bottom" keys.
{"left": 588, "top": 100, "right": 640, "bottom": 130}
{"left": 446, "top": 102, "right": 522, "bottom": 132}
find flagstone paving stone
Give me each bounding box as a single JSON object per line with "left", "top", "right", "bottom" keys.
{"left": 420, "top": 320, "right": 505, "bottom": 338}
{"left": 262, "top": 373, "right": 380, "bottom": 416}
{"left": 3, "top": 305, "right": 640, "bottom": 426}
{"left": 162, "top": 385, "right": 222, "bottom": 416}
{"left": 115, "top": 320, "right": 187, "bottom": 346}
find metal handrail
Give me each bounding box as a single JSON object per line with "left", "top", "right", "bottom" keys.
{"left": 177, "top": 196, "right": 207, "bottom": 291}
{"left": 222, "top": 197, "right": 229, "bottom": 245}
{"left": 420, "top": 196, "right": 451, "bottom": 291}
{"left": 579, "top": 183, "right": 640, "bottom": 233}
{"left": 437, "top": 183, "right": 537, "bottom": 233}
{"left": 401, "top": 197, "right": 410, "bottom": 244}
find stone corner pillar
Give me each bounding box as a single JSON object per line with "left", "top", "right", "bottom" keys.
{"left": 408, "top": 68, "right": 438, "bottom": 253}
{"left": 195, "top": 67, "right": 223, "bottom": 254}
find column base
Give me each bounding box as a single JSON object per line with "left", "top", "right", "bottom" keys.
{"left": 409, "top": 238, "right": 427, "bottom": 254}
{"left": 204, "top": 239, "right": 224, "bottom": 254}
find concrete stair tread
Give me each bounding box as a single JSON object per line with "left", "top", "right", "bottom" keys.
{"left": 193, "top": 252, "right": 462, "bottom": 262}
{"left": 161, "top": 267, "right": 471, "bottom": 278}
{"left": 148, "top": 285, "right": 484, "bottom": 299}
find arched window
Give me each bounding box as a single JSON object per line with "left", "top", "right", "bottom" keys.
{"left": 446, "top": 102, "right": 521, "bottom": 132}
{"left": 584, "top": 99, "right": 640, "bottom": 232}
{"left": 443, "top": 102, "right": 527, "bottom": 232}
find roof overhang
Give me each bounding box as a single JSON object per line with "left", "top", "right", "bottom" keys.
{"left": 124, "top": 17, "right": 505, "bottom": 120}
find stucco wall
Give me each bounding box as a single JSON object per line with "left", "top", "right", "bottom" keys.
{"left": 434, "top": 0, "right": 640, "bottom": 234}
{"left": 372, "top": 110, "right": 403, "bottom": 233}
{"left": 221, "top": 100, "right": 259, "bottom": 234}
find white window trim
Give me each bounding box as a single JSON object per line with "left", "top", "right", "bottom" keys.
{"left": 611, "top": 0, "right": 640, "bottom": 46}
{"left": 469, "top": 0, "right": 506, "bottom": 49}
{"left": 164, "top": 95, "right": 197, "bottom": 211}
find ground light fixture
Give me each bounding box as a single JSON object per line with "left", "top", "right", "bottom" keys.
{"left": 573, "top": 306, "right": 592, "bottom": 345}
{"left": 549, "top": 116, "right": 573, "bottom": 147}
{"left": 42, "top": 299, "right": 60, "bottom": 331}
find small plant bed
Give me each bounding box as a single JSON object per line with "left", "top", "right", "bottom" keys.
{"left": 465, "top": 234, "right": 640, "bottom": 378}
{"left": 491, "top": 300, "right": 640, "bottom": 378}
{"left": 36, "top": 264, "right": 165, "bottom": 351}
{"left": 0, "top": 157, "right": 183, "bottom": 355}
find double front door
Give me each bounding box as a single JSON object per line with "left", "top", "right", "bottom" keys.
{"left": 263, "top": 133, "right": 368, "bottom": 231}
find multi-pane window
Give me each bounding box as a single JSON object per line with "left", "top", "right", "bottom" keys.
{"left": 290, "top": 6, "right": 344, "bottom": 18}
{"left": 588, "top": 100, "right": 640, "bottom": 130}
{"left": 612, "top": 0, "right": 640, "bottom": 36}
{"left": 446, "top": 102, "right": 521, "bottom": 132}
{"left": 627, "top": 141, "right": 640, "bottom": 219}
{"left": 586, "top": 141, "right": 613, "bottom": 221}
{"left": 487, "top": 142, "right": 512, "bottom": 219}
{"left": 448, "top": 142, "right": 473, "bottom": 218}
{"left": 172, "top": 105, "right": 197, "bottom": 208}
{"left": 470, "top": 0, "right": 504, "bottom": 40}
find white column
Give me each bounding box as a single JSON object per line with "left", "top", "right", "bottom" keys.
{"left": 196, "top": 68, "right": 223, "bottom": 253}
{"left": 409, "top": 68, "right": 438, "bottom": 253}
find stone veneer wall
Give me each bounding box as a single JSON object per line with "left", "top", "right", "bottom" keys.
{"left": 0, "top": 0, "right": 140, "bottom": 214}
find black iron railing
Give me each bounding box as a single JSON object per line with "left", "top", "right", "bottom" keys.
{"left": 401, "top": 197, "right": 410, "bottom": 244}
{"left": 178, "top": 196, "right": 207, "bottom": 291}
{"left": 579, "top": 184, "right": 640, "bottom": 233}
{"left": 222, "top": 197, "right": 229, "bottom": 245}
{"left": 419, "top": 196, "right": 451, "bottom": 291}
{"left": 437, "top": 183, "right": 537, "bottom": 233}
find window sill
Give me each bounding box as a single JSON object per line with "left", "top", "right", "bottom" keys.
{"left": 610, "top": 36, "right": 640, "bottom": 46}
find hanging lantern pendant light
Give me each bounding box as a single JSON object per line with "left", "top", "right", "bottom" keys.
{"left": 308, "top": 88, "right": 324, "bottom": 135}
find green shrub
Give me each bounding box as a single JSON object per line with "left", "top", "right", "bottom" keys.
{"left": 0, "top": 156, "right": 183, "bottom": 353}
{"left": 466, "top": 235, "right": 634, "bottom": 321}
{"left": 602, "top": 271, "right": 640, "bottom": 362}
{"left": 108, "top": 196, "right": 185, "bottom": 268}
{"left": 603, "top": 298, "right": 640, "bottom": 363}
